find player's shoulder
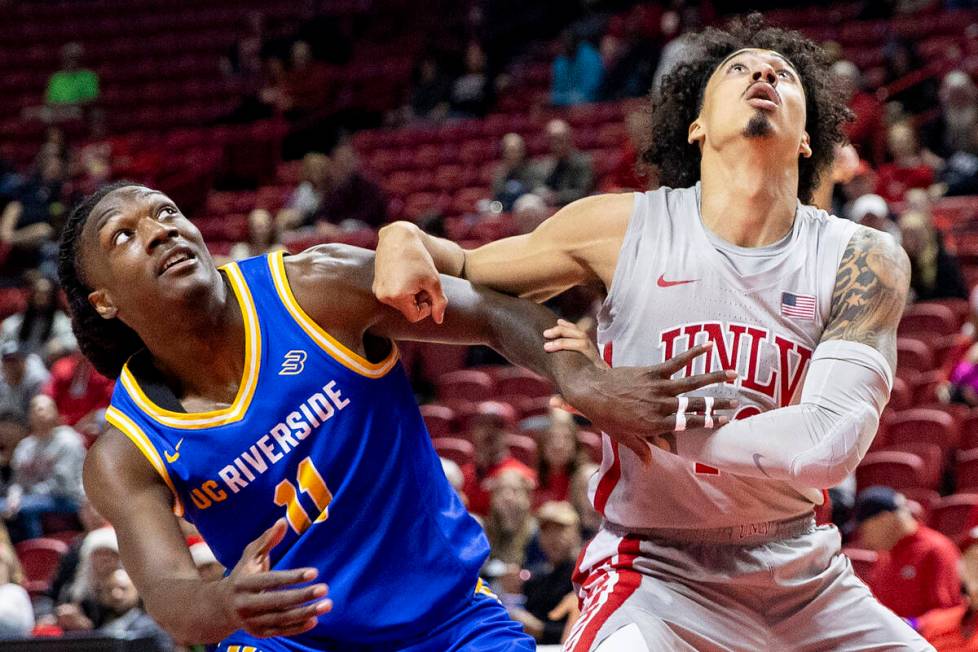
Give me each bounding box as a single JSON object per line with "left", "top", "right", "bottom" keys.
{"left": 556, "top": 192, "right": 636, "bottom": 221}
{"left": 840, "top": 225, "right": 910, "bottom": 276}
{"left": 282, "top": 244, "right": 377, "bottom": 330}
{"left": 284, "top": 243, "right": 374, "bottom": 290}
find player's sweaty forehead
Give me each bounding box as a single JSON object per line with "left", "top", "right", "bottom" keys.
{"left": 712, "top": 48, "right": 800, "bottom": 78}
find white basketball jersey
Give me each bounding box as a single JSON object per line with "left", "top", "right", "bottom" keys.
{"left": 593, "top": 183, "right": 859, "bottom": 530}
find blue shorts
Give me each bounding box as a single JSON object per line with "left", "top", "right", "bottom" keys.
{"left": 218, "top": 592, "right": 535, "bottom": 652}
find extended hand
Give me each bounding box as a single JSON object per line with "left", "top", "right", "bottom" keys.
{"left": 561, "top": 344, "right": 737, "bottom": 465}
{"left": 221, "top": 519, "right": 332, "bottom": 638}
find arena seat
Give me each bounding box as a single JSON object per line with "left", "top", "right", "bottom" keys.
{"left": 910, "top": 371, "right": 948, "bottom": 406}
{"left": 899, "top": 487, "right": 941, "bottom": 519}
{"left": 886, "top": 408, "right": 960, "bottom": 450}
{"left": 436, "top": 370, "right": 496, "bottom": 403}
{"left": 856, "top": 451, "right": 927, "bottom": 491}
{"left": 15, "top": 537, "right": 68, "bottom": 596}
{"left": 506, "top": 434, "right": 539, "bottom": 468}
{"left": 842, "top": 548, "right": 879, "bottom": 582}
{"left": 957, "top": 448, "right": 978, "bottom": 492}
{"left": 888, "top": 377, "right": 912, "bottom": 412}
{"left": 899, "top": 303, "right": 960, "bottom": 337}
{"left": 929, "top": 494, "right": 978, "bottom": 542}
{"left": 896, "top": 338, "right": 935, "bottom": 374}
{"left": 494, "top": 368, "right": 554, "bottom": 399}
{"left": 961, "top": 411, "right": 978, "bottom": 451}
{"left": 881, "top": 442, "right": 944, "bottom": 489}
{"left": 432, "top": 437, "right": 475, "bottom": 468}
{"left": 419, "top": 404, "right": 456, "bottom": 439}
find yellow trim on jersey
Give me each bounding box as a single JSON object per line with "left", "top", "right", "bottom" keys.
{"left": 105, "top": 406, "right": 185, "bottom": 517}
{"left": 475, "top": 577, "right": 498, "bottom": 599}
{"left": 268, "top": 250, "right": 399, "bottom": 378}
{"left": 118, "top": 262, "right": 262, "bottom": 429}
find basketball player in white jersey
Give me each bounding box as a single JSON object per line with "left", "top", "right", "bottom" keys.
{"left": 372, "top": 13, "right": 932, "bottom": 652}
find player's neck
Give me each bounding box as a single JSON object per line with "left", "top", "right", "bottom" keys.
{"left": 137, "top": 276, "right": 247, "bottom": 403}
{"left": 699, "top": 146, "right": 798, "bottom": 248}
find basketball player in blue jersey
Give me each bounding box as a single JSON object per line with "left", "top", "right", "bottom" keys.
{"left": 56, "top": 181, "right": 735, "bottom": 651}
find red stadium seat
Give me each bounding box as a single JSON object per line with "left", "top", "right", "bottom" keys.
{"left": 494, "top": 368, "right": 554, "bottom": 399}
{"left": 900, "top": 487, "right": 941, "bottom": 518}
{"left": 856, "top": 451, "right": 926, "bottom": 491}
{"left": 843, "top": 547, "right": 879, "bottom": 582}
{"left": 886, "top": 408, "right": 960, "bottom": 450}
{"left": 432, "top": 437, "right": 475, "bottom": 468}
{"left": 506, "top": 434, "right": 538, "bottom": 468}
{"left": 963, "top": 411, "right": 978, "bottom": 451}
{"left": 910, "top": 371, "right": 948, "bottom": 406}
{"left": 888, "top": 377, "right": 912, "bottom": 412}
{"left": 929, "top": 494, "right": 978, "bottom": 542}
{"left": 958, "top": 448, "right": 978, "bottom": 491}
{"left": 436, "top": 370, "right": 495, "bottom": 403}
{"left": 419, "top": 404, "right": 456, "bottom": 439}
{"left": 927, "top": 299, "right": 970, "bottom": 330}
{"left": 881, "top": 442, "right": 944, "bottom": 489}
{"left": 896, "top": 338, "right": 934, "bottom": 374}
{"left": 899, "top": 303, "right": 959, "bottom": 338}
{"left": 15, "top": 538, "right": 68, "bottom": 595}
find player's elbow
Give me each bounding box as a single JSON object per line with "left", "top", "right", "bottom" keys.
{"left": 787, "top": 404, "right": 879, "bottom": 489}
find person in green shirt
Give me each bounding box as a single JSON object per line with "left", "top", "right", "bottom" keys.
{"left": 46, "top": 43, "right": 99, "bottom": 106}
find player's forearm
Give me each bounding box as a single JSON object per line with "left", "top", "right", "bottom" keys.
{"left": 378, "top": 221, "right": 466, "bottom": 277}
{"left": 142, "top": 577, "right": 236, "bottom": 643}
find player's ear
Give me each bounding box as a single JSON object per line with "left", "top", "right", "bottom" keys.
{"left": 688, "top": 117, "right": 705, "bottom": 148}
{"left": 799, "top": 131, "right": 812, "bottom": 158}
{"left": 88, "top": 288, "right": 118, "bottom": 320}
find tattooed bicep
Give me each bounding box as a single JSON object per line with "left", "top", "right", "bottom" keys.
{"left": 821, "top": 227, "right": 910, "bottom": 370}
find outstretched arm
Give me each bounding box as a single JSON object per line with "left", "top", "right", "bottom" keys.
{"left": 670, "top": 227, "right": 909, "bottom": 488}
{"left": 285, "top": 245, "right": 735, "bottom": 464}
{"left": 373, "top": 193, "right": 632, "bottom": 321}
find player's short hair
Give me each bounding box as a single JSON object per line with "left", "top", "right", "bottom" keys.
{"left": 643, "top": 13, "right": 851, "bottom": 204}
{"left": 58, "top": 181, "right": 147, "bottom": 379}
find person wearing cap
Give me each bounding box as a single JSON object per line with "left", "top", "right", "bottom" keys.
{"left": 856, "top": 486, "right": 962, "bottom": 618}
{"left": 508, "top": 501, "right": 582, "bottom": 645}
{"left": 0, "top": 339, "right": 50, "bottom": 421}
{"left": 846, "top": 193, "right": 900, "bottom": 242}
{"left": 463, "top": 403, "right": 536, "bottom": 516}
{"left": 915, "top": 528, "right": 978, "bottom": 651}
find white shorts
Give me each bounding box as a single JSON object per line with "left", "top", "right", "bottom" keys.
{"left": 563, "top": 516, "right": 934, "bottom": 652}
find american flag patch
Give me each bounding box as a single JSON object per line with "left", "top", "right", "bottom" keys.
{"left": 781, "top": 292, "right": 817, "bottom": 320}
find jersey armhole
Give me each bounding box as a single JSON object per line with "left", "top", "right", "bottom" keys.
{"left": 599, "top": 191, "right": 648, "bottom": 340}
{"left": 105, "top": 407, "right": 185, "bottom": 517}
{"left": 266, "top": 251, "right": 399, "bottom": 379}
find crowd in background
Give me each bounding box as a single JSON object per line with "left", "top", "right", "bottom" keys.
{"left": 0, "top": 0, "right": 977, "bottom": 649}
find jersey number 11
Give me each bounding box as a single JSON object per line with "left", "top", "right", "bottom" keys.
{"left": 273, "top": 457, "right": 333, "bottom": 535}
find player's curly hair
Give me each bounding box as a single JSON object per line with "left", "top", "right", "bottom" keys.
{"left": 58, "top": 181, "right": 146, "bottom": 379}
{"left": 643, "top": 13, "right": 851, "bottom": 204}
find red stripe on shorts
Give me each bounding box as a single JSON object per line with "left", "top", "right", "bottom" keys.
{"left": 592, "top": 342, "right": 619, "bottom": 516}
{"left": 565, "top": 538, "right": 643, "bottom": 652}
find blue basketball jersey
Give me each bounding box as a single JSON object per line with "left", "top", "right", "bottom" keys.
{"left": 105, "top": 251, "right": 491, "bottom": 646}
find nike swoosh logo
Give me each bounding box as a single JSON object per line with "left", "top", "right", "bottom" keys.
{"left": 752, "top": 453, "right": 772, "bottom": 478}
{"left": 657, "top": 274, "right": 699, "bottom": 288}
{"left": 164, "top": 438, "right": 184, "bottom": 464}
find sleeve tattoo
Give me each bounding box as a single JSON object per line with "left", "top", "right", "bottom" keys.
{"left": 820, "top": 227, "right": 910, "bottom": 371}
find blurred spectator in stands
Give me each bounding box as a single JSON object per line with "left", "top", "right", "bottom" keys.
{"left": 599, "top": 13, "right": 658, "bottom": 101}
{"left": 876, "top": 122, "right": 942, "bottom": 202}
{"left": 924, "top": 71, "right": 978, "bottom": 158}
{"left": 1, "top": 274, "right": 75, "bottom": 363}
{"left": 601, "top": 109, "right": 654, "bottom": 192}
{"left": 276, "top": 152, "right": 332, "bottom": 231}
{"left": 569, "top": 461, "right": 600, "bottom": 541}
{"left": 45, "top": 43, "right": 99, "bottom": 109}
{"left": 280, "top": 41, "right": 331, "bottom": 119}
{"left": 551, "top": 30, "right": 604, "bottom": 107}
{"left": 915, "top": 529, "right": 978, "bottom": 649}
{"left": 508, "top": 501, "right": 580, "bottom": 645}
{"left": 534, "top": 418, "right": 582, "bottom": 508}
{"left": 533, "top": 120, "right": 594, "bottom": 207}
{"left": 492, "top": 133, "right": 540, "bottom": 211}
{"left": 220, "top": 11, "right": 265, "bottom": 86}
{"left": 58, "top": 526, "right": 120, "bottom": 631}
{"left": 314, "top": 143, "right": 387, "bottom": 230}
{"left": 652, "top": 8, "right": 702, "bottom": 91}
{"left": 440, "top": 457, "right": 468, "bottom": 508}
{"left": 463, "top": 405, "right": 536, "bottom": 516}
{"left": 231, "top": 209, "right": 286, "bottom": 262}
{"left": 881, "top": 39, "right": 939, "bottom": 116}
{"left": 833, "top": 60, "right": 886, "bottom": 166}
{"left": 484, "top": 467, "right": 541, "bottom": 568}
{"left": 449, "top": 42, "right": 493, "bottom": 118}
{"left": 847, "top": 193, "right": 901, "bottom": 241}
{"left": 393, "top": 54, "right": 451, "bottom": 125}
{"left": 0, "top": 411, "right": 26, "bottom": 490}
{"left": 49, "top": 499, "right": 108, "bottom": 605}
{"left": 97, "top": 568, "right": 174, "bottom": 651}
{"left": 0, "top": 523, "right": 32, "bottom": 637}
{"left": 0, "top": 152, "right": 64, "bottom": 279}
{"left": 513, "top": 193, "right": 550, "bottom": 235}
{"left": 857, "top": 486, "right": 961, "bottom": 618}
{"left": 0, "top": 395, "right": 84, "bottom": 541}
{"left": 899, "top": 209, "right": 969, "bottom": 301}
{"left": 43, "top": 346, "right": 112, "bottom": 438}
{"left": 0, "top": 341, "right": 50, "bottom": 422}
